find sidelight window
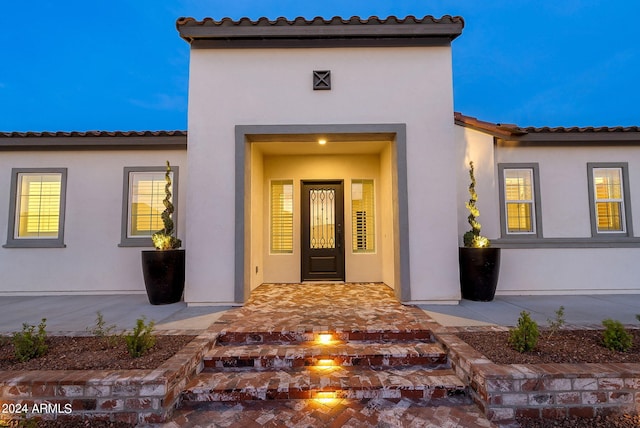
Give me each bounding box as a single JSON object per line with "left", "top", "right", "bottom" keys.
{"left": 351, "top": 179, "right": 375, "bottom": 252}
{"left": 270, "top": 180, "right": 293, "bottom": 253}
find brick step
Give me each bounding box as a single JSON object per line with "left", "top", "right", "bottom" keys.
{"left": 181, "top": 366, "right": 466, "bottom": 404}
{"left": 216, "top": 329, "right": 435, "bottom": 345}
{"left": 204, "top": 341, "right": 448, "bottom": 370}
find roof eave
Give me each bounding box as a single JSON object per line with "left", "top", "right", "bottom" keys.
{"left": 0, "top": 132, "right": 187, "bottom": 151}
{"left": 455, "top": 113, "right": 640, "bottom": 145}
{"left": 176, "top": 15, "right": 464, "bottom": 47}
{"left": 498, "top": 132, "right": 640, "bottom": 146}
{"left": 454, "top": 112, "right": 526, "bottom": 138}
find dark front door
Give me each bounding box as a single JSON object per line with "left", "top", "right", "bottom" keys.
{"left": 301, "top": 180, "right": 345, "bottom": 281}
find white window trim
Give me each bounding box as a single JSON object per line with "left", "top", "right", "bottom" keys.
{"left": 587, "top": 163, "right": 632, "bottom": 237}
{"left": 504, "top": 168, "right": 536, "bottom": 235}
{"left": 119, "top": 166, "right": 179, "bottom": 247}
{"left": 498, "top": 163, "right": 543, "bottom": 239}
{"left": 4, "top": 168, "right": 68, "bottom": 248}
{"left": 269, "top": 179, "right": 294, "bottom": 255}
{"left": 351, "top": 178, "right": 376, "bottom": 254}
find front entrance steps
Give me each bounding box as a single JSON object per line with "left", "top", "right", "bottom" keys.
{"left": 174, "top": 283, "right": 485, "bottom": 425}
{"left": 180, "top": 326, "right": 468, "bottom": 407}
{"left": 204, "top": 340, "right": 448, "bottom": 369}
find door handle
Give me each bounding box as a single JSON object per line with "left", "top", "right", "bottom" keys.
{"left": 337, "top": 224, "right": 342, "bottom": 249}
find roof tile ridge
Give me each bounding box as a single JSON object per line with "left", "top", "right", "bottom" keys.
{"left": 0, "top": 130, "right": 187, "bottom": 138}
{"left": 524, "top": 125, "right": 640, "bottom": 133}
{"left": 177, "top": 14, "right": 466, "bottom": 27}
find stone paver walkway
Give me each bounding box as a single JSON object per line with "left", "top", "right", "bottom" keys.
{"left": 212, "top": 282, "right": 435, "bottom": 335}
{"left": 154, "top": 283, "right": 498, "bottom": 427}
{"left": 163, "top": 397, "right": 493, "bottom": 427}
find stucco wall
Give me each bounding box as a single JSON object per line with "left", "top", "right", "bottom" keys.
{"left": 493, "top": 144, "right": 640, "bottom": 294}
{"left": 457, "top": 130, "right": 640, "bottom": 295}
{"left": 186, "top": 46, "right": 460, "bottom": 303}
{"left": 499, "top": 248, "right": 640, "bottom": 294}
{"left": 0, "top": 150, "right": 187, "bottom": 295}
{"left": 379, "top": 143, "right": 397, "bottom": 290}
{"left": 248, "top": 144, "right": 265, "bottom": 291}
{"left": 496, "top": 145, "right": 640, "bottom": 238}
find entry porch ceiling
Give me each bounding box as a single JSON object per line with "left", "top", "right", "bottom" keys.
{"left": 251, "top": 133, "right": 391, "bottom": 156}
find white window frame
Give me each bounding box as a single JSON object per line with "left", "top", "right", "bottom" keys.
{"left": 119, "top": 166, "right": 179, "bottom": 247}
{"left": 351, "top": 179, "right": 376, "bottom": 253}
{"left": 588, "top": 163, "right": 632, "bottom": 236}
{"left": 498, "top": 163, "right": 543, "bottom": 239}
{"left": 4, "top": 168, "right": 67, "bottom": 248}
{"left": 269, "top": 179, "right": 294, "bottom": 254}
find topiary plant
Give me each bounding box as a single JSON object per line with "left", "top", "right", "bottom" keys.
{"left": 151, "top": 161, "right": 182, "bottom": 250}
{"left": 463, "top": 161, "right": 490, "bottom": 248}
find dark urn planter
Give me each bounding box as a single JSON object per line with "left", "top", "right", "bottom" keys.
{"left": 459, "top": 247, "right": 501, "bottom": 302}
{"left": 141, "top": 249, "right": 185, "bottom": 305}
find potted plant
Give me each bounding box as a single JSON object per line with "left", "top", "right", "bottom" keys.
{"left": 141, "top": 161, "right": 185, "bottom": 305}
{"left": 459, "top": 161, "right": 501, "bottom": 301}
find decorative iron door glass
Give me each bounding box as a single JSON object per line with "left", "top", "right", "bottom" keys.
{"left": 301, "top": 181, "right": 345, "bottom": 281}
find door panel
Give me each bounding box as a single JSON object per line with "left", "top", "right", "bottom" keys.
{"left": 301, "top": 181, "right": 345, "bottom": 281}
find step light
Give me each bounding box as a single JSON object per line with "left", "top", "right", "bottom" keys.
{"left": 316, "top": 333, "right": 333, "bottom": 344}
{"left": 316, "top": 358, "right": 335, "bottom": 367}
{"left": 313, "top": 391, "right": 337, "bottom": 404}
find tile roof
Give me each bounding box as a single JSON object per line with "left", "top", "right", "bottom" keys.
{"left": 523, "top": 125, "right": 640, "bottom": 133}
{"left": 0, "top": 130, "right": 186, "bottom": 138}
{"left": 4, "top": 112, "right": 640, "bottom": 149}
{"left": 0, "top": 130, "right": 187, "bottom": 151}
{"left": 176, "top": 15, "right": 465, "bottom": 46}
{"left": 177, "top": 15, "right": 464, "bottom": 27}
{"left": 455, "top": 112, "right": 640, "bottom": 145}
{"left": 454, "top": 112, "right": 526, "bottom": 138}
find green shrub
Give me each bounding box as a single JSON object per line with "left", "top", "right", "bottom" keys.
{"left": 87, "top": 311, "right": 117, "bottom": 337}
{"left": 0, "top": 412, "right": 38, "bottom": 428}
{"left": 546, "top": 306, "right": 565, "bottom": 338}
{"left": 509, "top": 311, "right": 539, "bottom": 353}
{"left": 124, "top": 317, "right": 156, "bottom": 358}
{"left": 12, "top": 318, "right": 48, "bottom": 362}
{"left": 87, "top": 311, "right": 119, "bottom": 347}
{"left": 602, "top": 319, "right": 632, "bottom": 352}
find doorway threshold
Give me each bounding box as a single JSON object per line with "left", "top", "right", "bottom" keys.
{"left": 300, "top": 281, "right": 346, "bottom": 285}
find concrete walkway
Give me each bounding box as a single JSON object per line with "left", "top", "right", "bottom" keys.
{"left": 0, "top": 294, "right": 232, "bottom": 334}
{"left": 420, "top": 294, "right": 640, "bottom": 328}
{"left": 1, "top": 291, "right": 639, "bottom": 334}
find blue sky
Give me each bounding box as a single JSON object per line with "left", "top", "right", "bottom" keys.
{"left": 1, "top": 0, "right": 638, "bottom": 132}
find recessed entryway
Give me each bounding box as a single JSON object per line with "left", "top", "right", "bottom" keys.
{"left": 235, "top": 124, "right": 410, "bottom": 303}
